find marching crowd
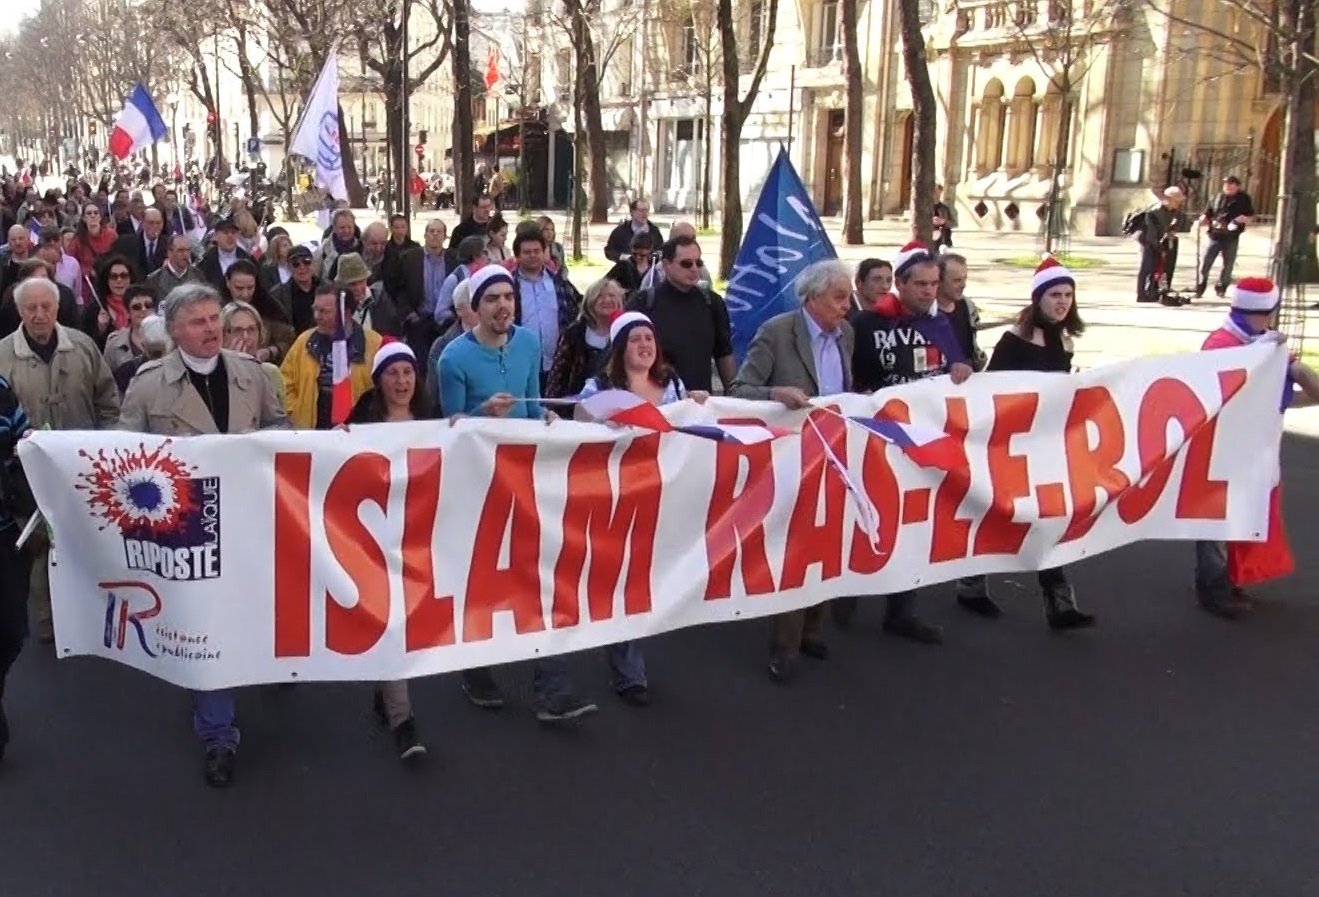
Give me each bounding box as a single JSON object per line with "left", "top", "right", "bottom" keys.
{"left": 0, "top": 177, "right": 1313, "bottom": 792}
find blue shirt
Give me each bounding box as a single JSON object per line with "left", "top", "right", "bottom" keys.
{"left": 434, "top": 266, "right": 469, "bottom": 327}
{"left": 517, "top": 270, "right": 559, "bottom": 372}
{"left": 0, "top": 375, "right": 31, "bottom": 530}
{"left": 801, "top": 309, "right": 845, "bottom": 396}
{"left": 438, "top": 325, "right": 542, "bottom": 419}
{"left": 422, "top": 251, "right": 447, "bottom": 317}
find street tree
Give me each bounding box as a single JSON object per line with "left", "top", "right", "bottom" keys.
{"left": 662, "top": 0, "right": 722, "bottom": 230}
{"left": 1000, "top": 0, "right": 1136, "bottom": 254}
{"left": 549, "top": 0, "right": 642, "bottom": 225}
{"left": 840, "top": 0, "right": 864, "bottom": 244}
{"left": 714, "top": 0, "right": 780, "bottom": 279}
{"left": 451, "top": 0, "right": 478, "bottom": 213}
{"left": 896, "top": 0, "right": 936, "bottom": 244}
{"left": 1141, "top": 0, "right": 1318, "bottom": 285}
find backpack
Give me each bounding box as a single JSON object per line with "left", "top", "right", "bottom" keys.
{"left": 1121, "top": 207, "right": 1149, "bottom": 237}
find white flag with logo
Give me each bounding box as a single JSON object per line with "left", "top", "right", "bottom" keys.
{"left": 289, "top": 49, "right": 347, "bottom": 201}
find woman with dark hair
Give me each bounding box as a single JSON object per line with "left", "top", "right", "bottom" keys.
{"left": 85, "top": 254, "right": 134, "bottom": 349}
{"left": 573, "top": 311, "right": 709, "bottom": 706}
{"left": 972, "top": 257, "right": 1094, "bottom": 630}
{"left": 101, "top": 283, "right": 156, "bottom": 370}
{"left": 67, "top": 202, "right": 117, "bottom": 278}
{"left": 341, "top": 341, "right": 431, "bottom": 762}
{"left": 604, "top": 233, "right": 655, "bottom": 293}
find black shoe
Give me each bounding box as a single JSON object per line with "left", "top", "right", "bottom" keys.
{"left": 882, "top": 616, "right": 945, "bottom": 645}
{"left": 767, "top": 657, "right": 797, "bottom": 684}
{"left": 203, "top": 746, "right": 236, "bottom": 788}
{"left": 393, "top": 717, "right": 427, "bottom": 761}
{"left": 957, "top": 594, "right": 1003, "bottom": 619}
{"left": 1214, "top": 285, "right": 1228, "bottom": 298}
{"left": 799, "top": 638, "right": 829, "bottom": 660}
{"left": 1046, "top": 607, "right": 1097, "bottom": 630}
{"left": 831, "top": 597, "right": 858, "bottom": 629}
{"left": 1198, "top": 592, "right": 1252, "bottom": 620}
{"left": 461, "top": 673, "right": 506, "bottom": 710}
{"left": 535, "top": 695, "right": 598, "bottom": 724}
{"left": 1194, "top": 281, "right": 1207, "bottom": 298}
{"left": 616, "top": 684, "right": 651, "bottom": 707}
{"left": 371, "top": 690, "right": 389, "bottom": 728}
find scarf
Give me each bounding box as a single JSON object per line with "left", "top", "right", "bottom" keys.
{"left": 1030, "top": 306, "right": 1072, "bottom": 373}
{"left": 331, "top": 234, "right": 358, "bottom": 255}
{"left": 1222, "top": 310, "right": 1294, "bottom": 411}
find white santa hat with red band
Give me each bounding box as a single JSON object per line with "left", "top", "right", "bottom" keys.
{"left": 892, "top": 241, "right": 934, "bottom": 278}
{"left": 609, "top": 310, "right": 653, "bottom": 344}
{"left": 1031, "top": 255, "right": 1075, "bottom": 301}
{"left": 371, "top": 341, "right": 418, "bottom": 380}
{"left": 1230, "top": 276, "right": 1279, "bottom": 313}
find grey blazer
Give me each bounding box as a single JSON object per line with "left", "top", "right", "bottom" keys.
{"left": 729, "top": 309, "right": 854, "bottom": 400}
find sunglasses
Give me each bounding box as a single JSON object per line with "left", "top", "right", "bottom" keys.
{"left": 674, "top": 258, "right": 701, "bottom": 269}
{"left": 109, "top": 271, "right": 131, "bottom": 280}
{"left": 129, "top": 302, "right": 153, "bottom": 312}
{"left": 290, "top": 258, "right": 312, "bottom": 267}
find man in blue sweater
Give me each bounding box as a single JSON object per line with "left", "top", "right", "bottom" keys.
{"left": 437, "top": 264, "right": 598, "bottom": 724}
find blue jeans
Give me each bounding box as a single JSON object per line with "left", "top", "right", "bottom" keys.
{"left": 605, "top": 641, "right": 647, "bottom": 692}
{"left": 468, "top": 656, "right": 579, "bottom": 703}
{"left": 191, "top": 689, "right": 239, "bottom": 749}
{"left": 1194, "top": 540, "right": 1231, "bottom": 600}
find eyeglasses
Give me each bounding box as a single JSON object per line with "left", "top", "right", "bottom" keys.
{"left": 109, "top": 271, "right": 130, "bottom": 280}
{"left": 674, "top": 258, "right": 701, "bottom": 269}
{"left": 129, "top": 302, "right": 153, "bottom": 312}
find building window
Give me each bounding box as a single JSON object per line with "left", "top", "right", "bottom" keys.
{"left": 615, "top": 37, "right": 634, "bottom": 96}
{"left": 1037, "top": 79, "right": 1065, "bottom": 169}
{"left": 681, "top": 15, "right": 699, "bottom": 73}
{"left": 1112, "top": 149, "right": 1145, "bottom": 185}
{"left": 975, "top": 79, "right": 1006, "bottom": 174}
{"left": 556, "top": 47, "right": 572, "bottom": 99}
{"left": 748, "top": 0, "right": 766, "bottom": 52}
{"left": 809, "top": 0, "right": 840, "bottom": 67}
{"left": 1006, "top": 77, "right": 1037, "bottom": 172}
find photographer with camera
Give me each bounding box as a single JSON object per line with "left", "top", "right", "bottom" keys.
{"left": 1195, "top": 175, "right": 1254, "bottom": 299}
{"left": 0, "top": 372, "right": 33, "bottom": 764}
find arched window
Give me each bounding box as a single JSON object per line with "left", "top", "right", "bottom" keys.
{"left": 975, "top": 79, "right": 1006, "bottom": 174}
{"left": 1037, "top": 79, "right": 1066, "bottom": 172}
{"left": 1006, "top": 77, "right": 1037, "bottom": 172}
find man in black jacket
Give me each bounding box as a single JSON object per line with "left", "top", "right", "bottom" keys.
{"left": 604, "top": 199, "right": 665, "bottom": 262}
{"left": 445, "top": 194, "right": 493, "bottom": 268}
{"left": 111, "top": 207, "right": 168, "bottom": 278}
{"left": 1195, "top": 175, "right": 1254, "bottom": 298}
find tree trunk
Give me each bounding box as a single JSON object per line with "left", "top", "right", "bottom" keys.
{"left": 897, "top": 0, "right": 936, "bottom": 243}
{"left": 383, "top": 71, "right": 407, "bottom": 215}
{"left": 715, "top": 0, "right": 780, "bottom": 279}
{"left": 1044, "top": 92, "right": 1073, "bottom": 255}
{"left": 701, "top": 75, "right": 713, "bottom": 231}
{"left": 451, "top": 0, "right": 476, "bottom": 213}
{"left": 567, "top": 0, "right": 610, "bottom": 224}
{"left": 570, "top": 60, "right": 587, "bottom": 259}
{"left": 1276, "top": 0, "right": 1319, "bottom": 286}
{"left": 840, "top": 0, "right": 864, "bottom": 244}
{"left": 337, "top": 105, "right": 367, "bottom": 208}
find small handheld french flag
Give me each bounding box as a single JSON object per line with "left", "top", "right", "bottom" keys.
{"left": 109, "top": 84, "right": 168, "bottom": 160}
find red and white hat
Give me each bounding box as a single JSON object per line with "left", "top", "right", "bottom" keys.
{"left": 1230, "top": 276, "right": 1279, "bottom": 313}
{"left": 1031, "top": 255, "right": 1075, "bottom": 301}
{"left": 893, "top": 241, "right": 934, "bottom": 278}
{"left": 609, "top": 310, "right": 653, "bottom": 344}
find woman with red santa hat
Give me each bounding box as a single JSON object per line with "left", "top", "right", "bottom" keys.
{"left": 1194, "top": 276, "right": 1319, "bottom": 619}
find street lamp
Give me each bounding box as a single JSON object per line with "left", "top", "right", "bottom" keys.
{"left": 165, "top": 92, "right": 179, "bottom": 170}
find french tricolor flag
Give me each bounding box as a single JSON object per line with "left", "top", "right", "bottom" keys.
{"left": 329, "top": 292, "right": 353, "bottom": 425}
{"left": 575, "top": 390, "right": 791, "bottom": 445}
{"left": 848, "top": 417, "right": 964, "bottom": 472}
{"left": 108, "top": 85, "right": 168, "bottom": 160}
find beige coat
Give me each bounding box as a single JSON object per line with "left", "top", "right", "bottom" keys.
{"left": 103, "top": 327, "right": 140, "bottom": 372}
{"left": 0, "top": 324, "right": 120, "bottom": 430}
{"left": 119, "top": 348, "right": 291, "bottom": 436}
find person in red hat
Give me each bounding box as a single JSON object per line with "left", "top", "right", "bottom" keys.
{"left": 957, "top": 256, "right": 1097, "bottom": 629}
{"left": 1194, "top": 276, "right": 1319, "bottom": 619}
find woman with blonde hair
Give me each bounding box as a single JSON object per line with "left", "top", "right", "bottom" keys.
{"left": 261, "top": 233, "right": 294, "bottom": 290}
{"left": 221, "top": 300, "right": 287, "bottom": 408}
{"left": 544, "top": 277, "right": 624, "bottom": 398}
{"left": 233, "top": 208, "right": 266, "bottom": 260}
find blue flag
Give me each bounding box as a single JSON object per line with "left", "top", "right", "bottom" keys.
{"left": 725, "top": 149, "right": 837, "bottom": 362}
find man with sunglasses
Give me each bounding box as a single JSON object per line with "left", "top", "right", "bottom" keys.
{"left": 270, "top": 244, "right": 321, "bottom": 334}
{"left": 624, "top": 234, "right": 735, "bottom": 394}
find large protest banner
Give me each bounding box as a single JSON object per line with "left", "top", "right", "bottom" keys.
{"left": 724, "top": 149, "right": 837, "bottom": 362}
{"left": 18, "top": 344, "right": 1286, "bottom": 691}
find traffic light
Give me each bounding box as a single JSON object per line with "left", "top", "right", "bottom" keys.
{"left": 418, "top": 129, "right": 428, "bottom": 144}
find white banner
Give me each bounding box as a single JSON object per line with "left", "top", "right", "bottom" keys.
{"left": 18, "top": 344, "right": 1287, "bottom": 690}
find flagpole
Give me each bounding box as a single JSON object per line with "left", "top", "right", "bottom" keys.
{"left": 400, "top": 0, "right": 413, "bottom": 222}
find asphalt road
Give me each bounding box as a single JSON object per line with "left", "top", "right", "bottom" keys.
{"left": 3, "top": 436, "right": 1319, "bottom": 897}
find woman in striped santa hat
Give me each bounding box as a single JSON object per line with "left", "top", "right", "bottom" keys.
{"left": 957, "top": 256, "right": 1095, "bottom": 630}
{"left": 1194, "top": 276, "right": 1319, "bottom": 618}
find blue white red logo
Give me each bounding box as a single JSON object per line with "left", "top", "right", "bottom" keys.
{"left": 102, "top": 580, "right": 162, "bottom": 656}
{"left": 77, "top": 442, "right": 222, "bottom": 582}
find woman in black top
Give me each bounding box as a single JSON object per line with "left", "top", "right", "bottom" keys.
{"left": 979, "top": 258, "right": 1096, "bottom": 630}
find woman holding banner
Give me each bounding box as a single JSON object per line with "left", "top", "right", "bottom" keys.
{"left": 342, "top": 341, "right": 434, "bottom": 761}
{"left": 575, "top": 310, "right": 709, "bottom": 704}
{"left": 971, "top": 257, "right": 1096, "bottom": 630}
